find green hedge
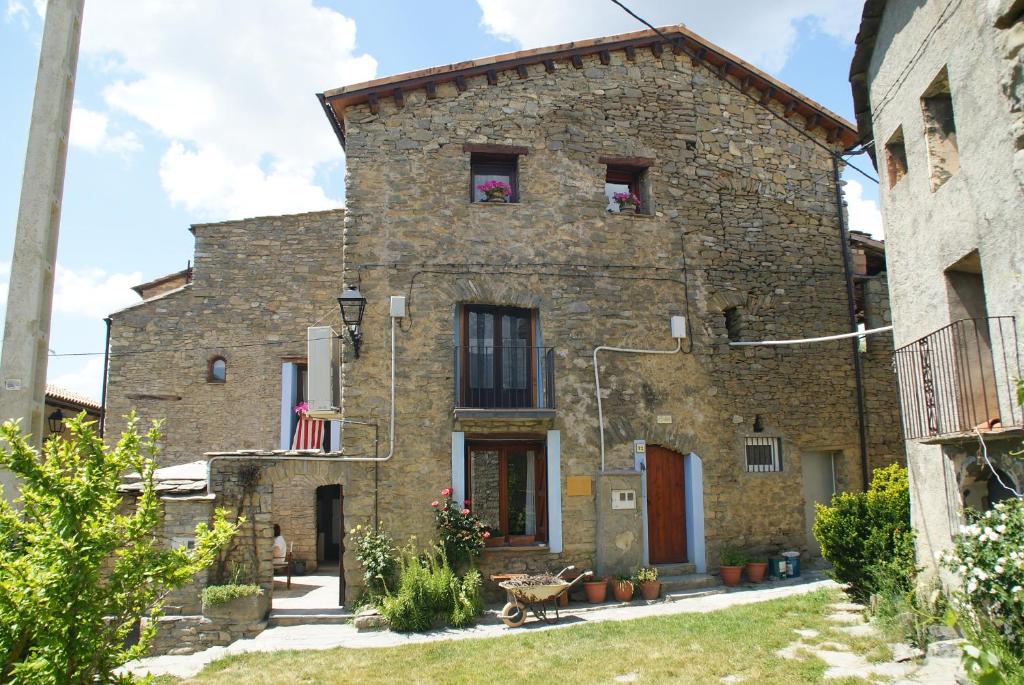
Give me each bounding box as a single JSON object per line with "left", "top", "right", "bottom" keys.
{"left": 201, "top": 583, "right": 263, "bottom": 608}
{"left": 812, "top": 464, "right": 916, "bottom": 601}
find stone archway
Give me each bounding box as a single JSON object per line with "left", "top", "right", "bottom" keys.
{"left": 263, "top": 461, "right": 348, "bottom": 574}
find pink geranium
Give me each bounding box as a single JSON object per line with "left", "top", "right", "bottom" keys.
{"left": 612, "top": 191, "right": 640, "bottom": 209}
{"left": 293, "top": 402, "right": 309, "bottom": 415}
{"left": 476, "top": 180, "right": 511, "bottom": 197}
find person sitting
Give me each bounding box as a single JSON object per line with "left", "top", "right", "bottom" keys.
{"left": 272, "top": 524, "right": 288, "bottom": 564}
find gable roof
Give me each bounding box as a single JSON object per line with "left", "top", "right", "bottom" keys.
{"left": 46, "top": 385, "right": 102, "bottom": 412}
{"left": 319, "top": 24, "right": 858, "bottom": 150}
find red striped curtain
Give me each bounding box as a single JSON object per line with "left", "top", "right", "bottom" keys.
{"left": 291, "top": 416, "right": 324, "bottom": 451}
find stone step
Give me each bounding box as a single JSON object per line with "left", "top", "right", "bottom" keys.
{"left": 655, "top": 563, "right": 696, "bottom": 576}
{"left": 268, "top": 608, "right": 353, "bottom": 627}
{"left": 659, "top": 573, "right": 719, "bottom": 594}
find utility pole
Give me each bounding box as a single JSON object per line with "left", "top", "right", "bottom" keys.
{"left": 0, "top": 0, "right": 86, "bottom": 498}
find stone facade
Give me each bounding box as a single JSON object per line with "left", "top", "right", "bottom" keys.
{"left": 108, "top": 27, "right": 905, "bottom": 608}
{"left": 851, "top": 0, "right": 1024, "bottom": 581}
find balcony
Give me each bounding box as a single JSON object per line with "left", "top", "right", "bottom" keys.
{"left": 894, "top": 317, "right": 1021, "bottom": 441}
{"left": 454, "top": 345, "right": 555, "bottom": 426}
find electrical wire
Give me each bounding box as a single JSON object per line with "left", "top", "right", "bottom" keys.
{"left": 974, "top": 428, "right": 1024, "bottom": 499}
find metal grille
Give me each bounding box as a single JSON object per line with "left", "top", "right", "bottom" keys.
{"left": 893, "top": 317, "right": 1021, "bottom": 440}
{"left": 745, "top": 437, "right": 782, "bottom": 473}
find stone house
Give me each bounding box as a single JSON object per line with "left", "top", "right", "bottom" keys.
{"left": 43, "top": 384, "right": 101, "bottom": 441}
{"left": 850, "top": 1, "right": 1024, "bottom": 581}
{"left": 108, "top": 24, "right": 904, "bottom": 622}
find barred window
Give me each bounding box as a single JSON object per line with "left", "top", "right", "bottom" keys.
{"left": 745, "top": 437, "right": 782, "bottom": 473}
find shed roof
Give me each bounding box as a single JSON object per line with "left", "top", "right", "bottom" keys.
{"left": 320, "top": 23, "right": 858, "bottom": 149}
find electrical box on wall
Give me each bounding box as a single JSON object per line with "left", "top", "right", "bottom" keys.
{"left": 390, "top": 295, "right": 406, "bottom": 318}
{"left": 611, "top": 489, "right": 636, "bottom": 510}
{"left": 671, "top": 315, "right": 687, "bottom": 339}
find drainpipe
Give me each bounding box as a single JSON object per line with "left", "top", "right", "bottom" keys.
{"left": 100, "top": 317, "right": 112, "bottom": 438}
{"left": 832, "top": 153, "right": 871, "bottom": 491}
{"left": 205, "top": 312, "right": 399, "bottom": 492}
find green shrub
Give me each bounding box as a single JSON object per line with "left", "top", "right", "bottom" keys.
{"left": 0, "top": 413, "right": 237, "bottom": 684}
{"left": 350, "top": 524, "right": 397, "bottom": 597}
{"left": 378, "top": 542, "right": 483, "bottom": 632}
{"left": 201, "top": 583, "right": 263, "bottom": 608}
{"left": 944, "top": 499, "right": 1024, "bottom": 683}
{"left": 812, "top": 463, "right": 915, "bottom": 601}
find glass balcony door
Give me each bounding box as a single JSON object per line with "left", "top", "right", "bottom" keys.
{"left": 462, "top": 305, "right": 534, "bottom": 408}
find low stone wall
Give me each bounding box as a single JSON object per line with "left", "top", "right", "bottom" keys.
{"left": 144, "top": 615, "right": 267, "bottom": 656}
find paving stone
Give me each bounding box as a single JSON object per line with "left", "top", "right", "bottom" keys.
{"left": 926, "top": 639, "right": 963, "bottom": 659}
{"left": 827, "top": 612, "right": 864, "bottom": 624}
{"left": 839, "top": 623, "right": 879, "bottom": 637}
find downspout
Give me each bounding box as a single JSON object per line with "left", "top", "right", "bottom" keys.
{"left": 205, "top": 313, "right": 399, "bottom": 491}
{"left": 833, "top": 152, "right": 871, "bottom": 491}
{"left": 99, "top": 317, "right": 112, "bottom": 438}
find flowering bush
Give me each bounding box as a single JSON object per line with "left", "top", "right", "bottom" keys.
{"left": 612, "top": 191, "right": 640, "bottom": 209}
{"left": 432, "top": 487, "right": 486, "bottom": 567}
{"left": 477, "top": 179, "right": 511, "bottom": 199}
{"left": 944, "top": 499, "right": 1024, "bottom": 682}
{"left": 350, "top": 524, "right": 398, "bottom": 597}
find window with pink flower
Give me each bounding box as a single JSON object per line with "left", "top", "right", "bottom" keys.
{"left": 470, "top": 152, "right": 518, "bottom": 203}
{"left": 604, "top": 162, "right": 650, "bottom": 214}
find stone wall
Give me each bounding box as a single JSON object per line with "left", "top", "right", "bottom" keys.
{"left": 107, "top": 210, "right": 346, "bottom": 466}
{"left": 144, "top": 614, "right": 266, "bottom": 657}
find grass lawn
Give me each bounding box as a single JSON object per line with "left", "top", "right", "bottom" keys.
{"left": 156, "top": 588, "right": 890, "bottom": 685}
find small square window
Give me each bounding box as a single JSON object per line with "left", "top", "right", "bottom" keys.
{"left": 724, "top": 307, "right": 743, "bottom": 342}
{"left": 471, "top": 153, "right": 518, "bottom": 203}
{"left": 604, "top": 164, "right": 648, "bottom": 213}
{"left": 920, "top": 67, "right": 959, "bottom": 192}
{"left": 885, "top": 127, "right": 908, "bottom": 189}
{"left": 745, "top": 437, "right": 782, "bottom": 473}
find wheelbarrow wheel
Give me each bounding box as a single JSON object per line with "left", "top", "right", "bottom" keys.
{"left": 500, "top": 601, "right": 527, "bottom": 628}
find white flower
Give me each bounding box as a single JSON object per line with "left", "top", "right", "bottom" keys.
{"left": 996, "top": 525, "right": 1007, "bottom": 533}
{"left": 995, "top": 565, "right": 1005, "bottom": 574}
{"left": 1011, "top": 586, "right": 1022, "bottom": 594}
{"left": 967, "top": 579, "right": 978, "bottom": 593}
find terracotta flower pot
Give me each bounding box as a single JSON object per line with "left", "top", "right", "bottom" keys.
{"left": 484, "top": 536, "right": 505, "bottom": 548}
{"left": 508, "top": 534, "right": 535, "bottom": 546}
{"left": 639, "top": 580, "right": 661, "bottom": 600}
{"left": 612, "top": 580, "right": 634, "bottom": 602}
{"left": 745, "top": 561, "right": 768, "bottom": 583}
{"left": 720, "top": 565, "right": 743, "bottom": 587}
{"left": 583, "top": 579, "right": 608, "bottom": 603}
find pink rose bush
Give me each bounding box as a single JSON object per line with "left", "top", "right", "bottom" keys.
{"left": 432, "top": 486, "right": 487, "bottom": 567}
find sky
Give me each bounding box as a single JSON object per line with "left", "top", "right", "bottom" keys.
{"left": 0, "top": 0, "right": 882, "bottom": 401}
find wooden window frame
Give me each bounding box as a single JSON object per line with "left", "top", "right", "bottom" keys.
{"left": 464, "top": 440, "right": 548, "bottom": 545}
{"left": 470, "top": 152, "right": 520, "bottom": 203}
{"left": 459, "top": 304, "right": 537, "bottom": 408}
{"left": 207, "top": 356, "right": 227, "bottom": 383}
{"left": 604, "top": 163, "right": 648, "bottom": 214}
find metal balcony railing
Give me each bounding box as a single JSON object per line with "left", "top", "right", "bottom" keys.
{"left": 455, "top": 345, "right": 555, "bottom": 410}
{"left": 893, "top": 317, "right": 1021, "bottom": 440}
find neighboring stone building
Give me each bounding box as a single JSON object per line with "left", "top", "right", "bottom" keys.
{"left": 850, "top": 0, "right": 1024, "bottom": 580}
{"left": 43, "top": 384, "right": 101, "bottom": 441}
{"left": 108, "top": 24, "right": 904, "bottom": 625}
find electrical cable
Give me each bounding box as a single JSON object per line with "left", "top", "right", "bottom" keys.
{"left": 974, "top": 428, "right": 1024, "bottom": 499}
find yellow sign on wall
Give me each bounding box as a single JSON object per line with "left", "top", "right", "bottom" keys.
{"left": 566, "top": 475, "right": 592, "bottom": 497}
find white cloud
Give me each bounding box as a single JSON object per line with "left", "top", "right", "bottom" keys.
{"left": 49, "top": 357, "right": 105, "bottom": 402}
{"left": 51, "top": 264, "right": 142, "bottom": 319}
{"left": 70, "top": 103, "right": 141, "bottom": 155}
{"left": 475, "top": 0, "right": 861, "bottom": 73}
{"left": 844, "top": 179, "right": 884, "bottom": 239}
{"left": 78, "top": 0, "right": 377, "bottom": 219}
{"left": 5, "top": 0, "right": 28, "bottom": 24}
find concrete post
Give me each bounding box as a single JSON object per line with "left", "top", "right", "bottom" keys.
{"left": 0, "top": 0, "right": 85, "bottom": 497}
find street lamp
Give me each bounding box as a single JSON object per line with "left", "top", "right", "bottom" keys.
{"left": 47, "top": 409, "right": 65, "bottom": 435}
{"left": 337, "top": 285, "right": 367, "bottom": 358}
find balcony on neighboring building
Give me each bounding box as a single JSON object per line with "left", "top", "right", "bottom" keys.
{"left": 453, "top": 345, "right": 555, "bottom": 426}
{"left": 894, "top": 317, "right": 1022, "bottom": 442}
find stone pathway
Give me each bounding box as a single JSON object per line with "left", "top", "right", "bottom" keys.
{"left": 771, "top": 601, "right": 962, "bottom": 684}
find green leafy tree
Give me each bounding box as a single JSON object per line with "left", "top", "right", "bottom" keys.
{"left": 0, "top": 413, "right": 237, "bottom": 684}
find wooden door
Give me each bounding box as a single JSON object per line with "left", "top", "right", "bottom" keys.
{"left": 646, "top": 446, "right": 687, "bottom": 564}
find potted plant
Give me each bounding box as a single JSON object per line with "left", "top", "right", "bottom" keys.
{"left": 483, "top": 527, "right": 504, "bottom": 547}
{"left": 612, "top": 574, "right": 634, "bottom": 602}
{"left": 719, "top": 547, "right": 747, "bottom": 587}
{"left": 508, "top": 533, "right": 536, "bottom": 546}
{"left": 201, "top": 584, "right": 269, "bottom": 622}
{"left": 745, "top": 554, "right": 768, "bottom": 583}
{"left": 612, "top": 191, "right": 640, "bottom": 213}
{"left": 582, "top": 574, "right": 609, "bottom": 603}
{"left": 477, "top": 179, "right": 512, "bottom": 203}
{"left": 634, "top": 567, "right": 661, "bottom": 600}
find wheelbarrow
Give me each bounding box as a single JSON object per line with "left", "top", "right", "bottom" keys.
{"left": 498, "top": 566, "right": 593, "bottom": 627}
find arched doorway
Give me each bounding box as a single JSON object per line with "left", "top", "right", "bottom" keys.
{"left": 646, "top": 445, "right": 687, "bottom": 564}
